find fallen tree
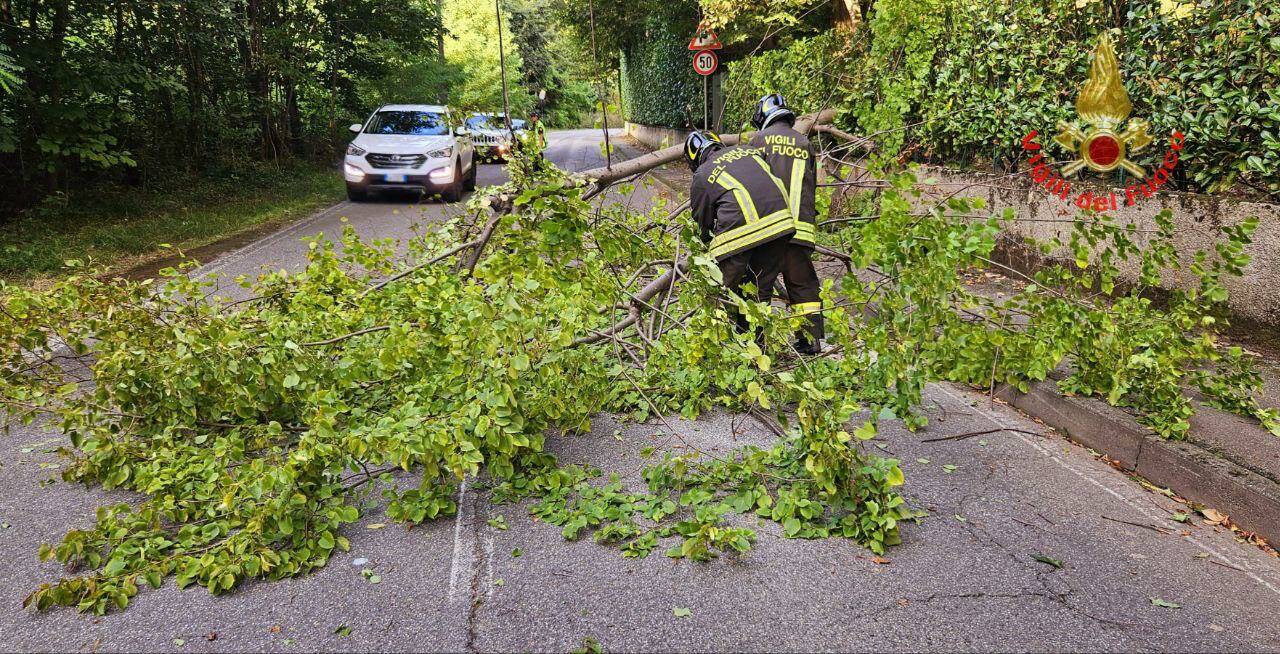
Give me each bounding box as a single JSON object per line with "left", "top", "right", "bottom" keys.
{"left": 576, "top": 109, "right": 838, "bottom": 199}
{"left": 3, "top": 114, "right": 1274, "bottom": 616}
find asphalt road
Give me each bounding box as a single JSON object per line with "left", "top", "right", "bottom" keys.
{"left": 3, "top": 130, "right": 1279, "bottom": 652}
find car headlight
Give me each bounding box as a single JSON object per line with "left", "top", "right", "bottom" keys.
{"left": 426, "top": 146, "right": 453, "bottom": 159}
{"left": 347, "top": 143, "right": 366, "bottom": 156}
{"left": 343, "top": 163, "right": 365, "bottom": 179}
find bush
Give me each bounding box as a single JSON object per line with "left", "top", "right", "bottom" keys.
{"left": 721, "top": 32, "right": 846, "bottom": 132}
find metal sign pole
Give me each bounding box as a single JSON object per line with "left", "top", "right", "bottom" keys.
{"left": 703, "top": 74, "right": 708, "bottom": 130}
{"left": 588, "top": 0, "right": 612, "bottom": 169}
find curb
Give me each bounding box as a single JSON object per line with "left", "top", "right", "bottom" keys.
{"left": 622, "top": 132, "right": 1280, "bottom": 547}
{"left": 996, "top": 380, "right": 1280, "bottom": 546}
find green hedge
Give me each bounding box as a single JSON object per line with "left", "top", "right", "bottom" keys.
{"left": 721, "top": 33, "right": 843, "bottom": 133}
{"left": 723, "top": 0, "right": 1280, "bottom": 196}
{"left": 620, "top": 5, "right": 701, "bottom": 129}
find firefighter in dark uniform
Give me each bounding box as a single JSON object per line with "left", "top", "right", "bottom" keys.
{"left": 749, "top": 93, "right": 824, "bottom": 354}
{"left": 685, "top": 130, "right": 795, "bottom": 333}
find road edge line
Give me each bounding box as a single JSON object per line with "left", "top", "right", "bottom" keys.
{"left": 994, "top": 379, "right": 1280, "bottom": 549}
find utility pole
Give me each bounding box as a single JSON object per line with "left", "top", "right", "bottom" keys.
{"left": 437, "top": 0, "right": 446, "bottom": 104}
{"left": 588, "top": 0, "right": 611, "bottom": 169}
{"left": 494, "top": 0, "right": 513, "bottom": 134}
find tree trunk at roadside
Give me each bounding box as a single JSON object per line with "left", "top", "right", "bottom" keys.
{"left": 46, "top": 0, "right": 70, "bottom": 193}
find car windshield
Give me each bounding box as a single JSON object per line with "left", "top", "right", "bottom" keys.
{"left": 466, "top": 115, "right": 526, "bottom": 131}
{"left": 366, "top": 111, "right": 448, "bottom": 136}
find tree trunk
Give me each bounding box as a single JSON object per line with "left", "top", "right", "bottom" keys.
{"left": 181, "top": 3, "right": 206, "bottom": 167}
{"left": 46, "top": 0, "right": 70, "bottom": 193}
{"left": 243, "top": 0, "right": 279, "bottom": 160}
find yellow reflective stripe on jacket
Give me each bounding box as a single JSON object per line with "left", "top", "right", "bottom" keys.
{"left": 793, "top": 220, "right": 816, "bottom": 244}
{"left": 714, "top": 172, "right": 759, "bottom": 225}
{"left": 788, "top": 158, "right": 805, "bottom": 220}
{"left": 791, "top": 301, "right": 822, "bottom": 316}
{"left": 757, "top": 158, "right": 791, "bottom": 203}
{"left": 708, "top": 209, "right": 794, "bottom": 260}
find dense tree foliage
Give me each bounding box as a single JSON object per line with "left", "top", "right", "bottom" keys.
{"left": 443, "top": 0, "right": 531, "bottom": 117}
{"left": 0, "top": 0, "right": 606, "bottom": 212}
{"left": 506, "top": 2, "right": 597, "bottom": 127}
{"left": 0, "top": 0, "right": 447, "bottom": 207}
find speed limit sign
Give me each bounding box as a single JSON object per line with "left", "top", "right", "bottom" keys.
{"left": 692, "top": 50, "right": 718, "bottom": 76}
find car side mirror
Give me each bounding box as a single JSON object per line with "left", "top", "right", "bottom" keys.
{"left": 348, "top": 123, "right": 362, "bottom": 134}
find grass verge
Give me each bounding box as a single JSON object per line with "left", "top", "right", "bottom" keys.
{"left": 0, "top": 160, "right": 343, "bottom": 285}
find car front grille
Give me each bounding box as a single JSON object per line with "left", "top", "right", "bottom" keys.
{"left": 474, "top": 134, "right": 504, "bottom": 146}
{"left": 366, "top": 153, "right": 427, "bottom": 169}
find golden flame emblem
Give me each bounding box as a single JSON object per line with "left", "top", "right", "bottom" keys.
{"left": 1055, "top": 33, "right": 1153, "bottom": 177}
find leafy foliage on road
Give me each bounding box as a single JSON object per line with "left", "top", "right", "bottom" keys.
{"left": 2, "top": 146, "right": 912, "bottom": 613}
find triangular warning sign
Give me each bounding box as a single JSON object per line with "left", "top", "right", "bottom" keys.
{"left": 688, "top": 27, "right": 723, "bottom": 51}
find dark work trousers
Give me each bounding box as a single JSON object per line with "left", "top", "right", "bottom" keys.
{"left": 718, "top": 237, "right": 790, "bottom": 335}
{"left": 754, "top": 244, "right": 824, "bottom": 348}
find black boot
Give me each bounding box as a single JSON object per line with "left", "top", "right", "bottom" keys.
{"left": 794, "top": 334, "right": 820, "bottom": 356}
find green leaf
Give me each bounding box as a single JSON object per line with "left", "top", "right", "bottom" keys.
{"left": 103, "top": 558, "right": 126, "bottom": 577}
{"left": 783, "top": 517, "right": 802, "bottom": 537}
{"left": 1150, "top": 597, "right": 1181, "bottom": 609}
{"left": 672, "top": 607, "right": 692, "bottom": 618}
{"left": 1031, "top": 554, "right": 1063, "bottom": 569}
{"left": 885, "top": 464, "right": 904, "bottom": 487}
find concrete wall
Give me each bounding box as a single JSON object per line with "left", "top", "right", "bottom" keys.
{"left": 624, "top": 122, "right": 691, "bottom": 152}
{"left": 913, "top": 167, "right": 1280, "bottom": 329}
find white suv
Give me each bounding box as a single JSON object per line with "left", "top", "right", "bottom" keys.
{"left": 343, "top": 104, "right": 477, "bottom": 202}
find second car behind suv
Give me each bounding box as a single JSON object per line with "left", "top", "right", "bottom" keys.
{"left": 343, "top": 104, "right": 477, "bottom": 202}
{"left": 466, "top": 113, "right": 527, "bottom": 162}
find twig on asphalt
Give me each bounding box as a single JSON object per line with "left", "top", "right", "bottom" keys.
{"left": 920, "top": 427, "right": 1043, "bottom": 443}
{"left": 1100, "top": 514, "right": 1174, "bottom": 535}
{"left": 1208, "top": 558, "right": 1247, "bottom": 573}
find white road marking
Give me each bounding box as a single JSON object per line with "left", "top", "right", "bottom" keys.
{"left": 934, "top": 383, "right": 1280, "bottom": 596}
{"left": 482, "top": 525, "right": 496, "bottom": 601}
{"left": 447, "top": 477, "right": 474, "bottom": 601}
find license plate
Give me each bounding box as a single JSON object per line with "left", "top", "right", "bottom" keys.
{"left": 385, "top": 173, "right": 406, "bottom": 183}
